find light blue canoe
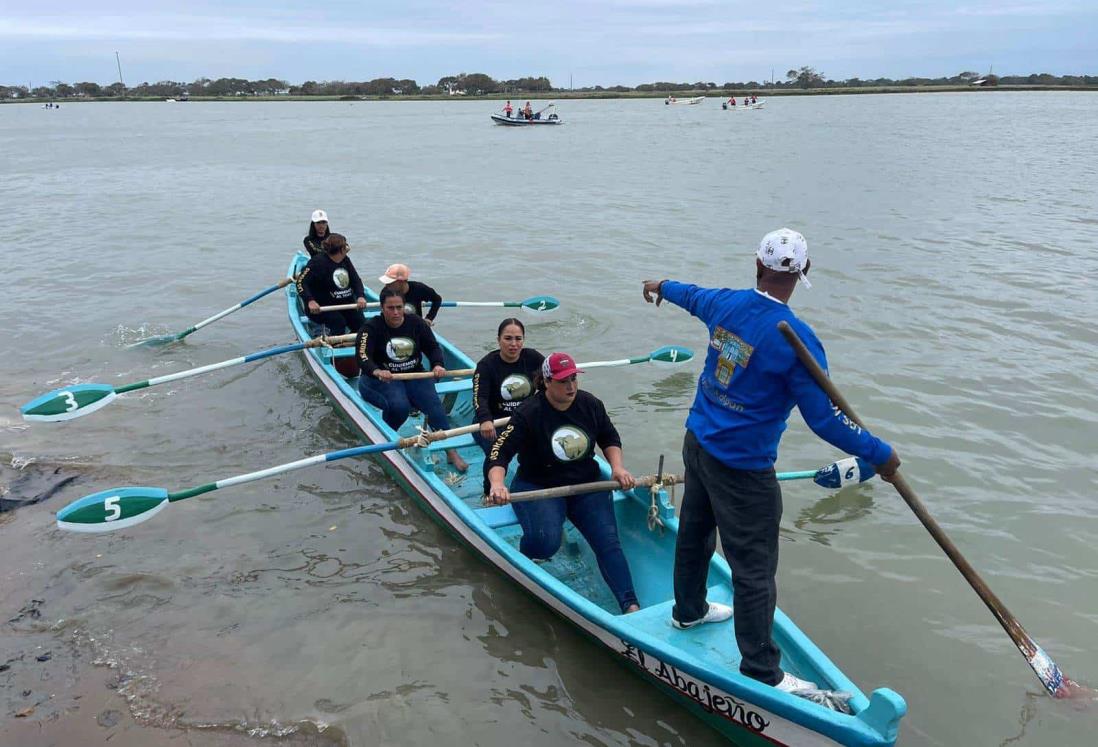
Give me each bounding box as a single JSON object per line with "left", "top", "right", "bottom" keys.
{"left": 285, "top": 252, "right": 906, "bottom": 746}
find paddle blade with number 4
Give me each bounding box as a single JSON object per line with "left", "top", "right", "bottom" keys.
{"left": 648, "top": 345, "right": 693, "bottom": 364}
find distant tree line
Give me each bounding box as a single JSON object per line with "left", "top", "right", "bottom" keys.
{"left": 3, "top": 69, "right": 1096, "bottom": 100}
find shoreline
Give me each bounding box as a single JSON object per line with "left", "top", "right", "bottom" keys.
{"left": 6, "top": 84, "right": 1096, "bottom": 104}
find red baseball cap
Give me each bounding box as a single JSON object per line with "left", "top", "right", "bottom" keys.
{"left": 542, "top": 352, "right": 584, "bottom": 381}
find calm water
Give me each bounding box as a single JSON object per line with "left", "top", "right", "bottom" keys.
{"left": 1, "top": 93, "right": 1097, "bottom": 746}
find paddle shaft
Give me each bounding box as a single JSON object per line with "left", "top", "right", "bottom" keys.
{"left": 390, "top": 369, "right": 474, "bottom": 380}
{"left": 318, "top": 300, "right": 536, "bottom": 312}
{"left": 115, "top": 334, "right": 355, "bottom": 394}
{"left": 777, "top": 320, "right": 1073, "bottom": 697}
{"left": 183, "top": 277, "right": 294, "bottom": 337}
{"left": 506, "top": 467, "right": 824, "bottom": 504}
{"left": 169, "top": 418, "right": 510, "bottom": 502}
{"left": 507, "top": 473, "right": 682, "bottom": 503}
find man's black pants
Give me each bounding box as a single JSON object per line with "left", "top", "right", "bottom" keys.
{"left": 672, "top": 429, "right": 784, "bottom": 685}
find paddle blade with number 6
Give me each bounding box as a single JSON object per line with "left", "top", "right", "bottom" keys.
{"left": 812, "top": 456, "right": 876, "bottom": 489}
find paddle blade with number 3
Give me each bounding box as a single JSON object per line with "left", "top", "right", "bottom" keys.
{"left": 21, "top": 384, "right": 118, "bottom": 422}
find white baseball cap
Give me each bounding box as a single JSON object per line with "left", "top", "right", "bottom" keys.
{"left": 311, "top": 209, "right": 328, "bottom": 223}
{"left": 757, "top": 228, "right": 811, "bottom": 288}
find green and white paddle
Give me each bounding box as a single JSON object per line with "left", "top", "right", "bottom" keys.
{"left": 389, "top": 345, "right": 695, "bottom": 380}
{"left": 502, "top": 458, "right": 876, "bottom": 503}
{"left": 577, "top": 345, "right": 693, "bottom": 368}
{"left": 21, "top": 334, "right": 355, "bottom": 422}
{"left": 55, "top": 419, "right": 510, "bottom": 533}
{"left": 128, "top": 277, "right": 296, "bottom": 348}
{"left": 318, "top": 294, "right": 560, "bottom": 314}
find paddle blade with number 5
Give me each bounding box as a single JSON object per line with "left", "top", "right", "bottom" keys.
{"left": 57, "top": 487, "right": 170, "bottom": 532}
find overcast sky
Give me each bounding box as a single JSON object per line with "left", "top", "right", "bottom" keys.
{"left": 2, "top": 1, "right": 1095, "bottom": 88}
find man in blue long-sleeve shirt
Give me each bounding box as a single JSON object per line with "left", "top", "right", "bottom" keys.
{"left": 642, "top": 227, "right": 900, "bottom": 694}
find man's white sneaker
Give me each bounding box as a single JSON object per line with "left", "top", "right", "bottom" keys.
{"left": 671, "top": 602, "right": 733, "bottom": 629}
{"left": 775, "top": 671, "right": 818, "bottom": 693}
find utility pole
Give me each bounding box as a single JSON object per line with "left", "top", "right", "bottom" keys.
{"left": 115, "top": 51, "right": 125, "bottom": 95}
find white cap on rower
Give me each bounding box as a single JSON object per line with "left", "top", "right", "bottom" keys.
{"left": 311, "top": 209, "right": 328, "bottom": 223}
{"left": 756, "top": 228, "right": 811, "bottom": 289}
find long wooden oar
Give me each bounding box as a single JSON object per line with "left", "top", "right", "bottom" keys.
{"left": 500, "top": 457, "right": 876, "bottom": 504}
{"left": 22, "top": 334, "right": 355, "bottom": 422}
{"left": 129, "top": 277, "right": 295, "bottom": 347}
{"left": 777, "top": 320, "right": 1087, "bottom": 699}
{"left": 318, "top": 295, "right": 560, "bottom": 314}
{"left": 388, "top": 345, "right": 695, "bottom": 381}
{"left": 55, "top": 419, "right": 510, "bottom": 533}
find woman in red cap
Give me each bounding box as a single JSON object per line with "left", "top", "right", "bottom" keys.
{"left": 484, "top": 352, "right": 640, "bottom": 613}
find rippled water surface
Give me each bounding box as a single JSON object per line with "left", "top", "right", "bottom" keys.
{"left": 2, "top": 93, "right": 1097, "bottom": 746}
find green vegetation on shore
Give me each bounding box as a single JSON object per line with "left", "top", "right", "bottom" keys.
{"left": 5, "top": 68, "right": 1095, "bottom": 104}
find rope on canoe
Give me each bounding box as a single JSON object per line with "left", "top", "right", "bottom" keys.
{"left": 413, "top": 425, "right": 432, "bottom": 449}
{"left": 647, "top": 478, "right": 666, "bottom": 535}
{"left": 792, "top": 688, "right": 855, "bottom": 714}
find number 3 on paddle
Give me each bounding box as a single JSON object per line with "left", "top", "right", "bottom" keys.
{"left": 61, "top": 391, "right": 78, "bottom": 412}
{"left": 104, "top": 496, "right": 121, "bottom": 521}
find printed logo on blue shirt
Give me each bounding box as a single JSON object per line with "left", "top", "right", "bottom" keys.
{"left": 710, "top": 326, "right": 754, "bottom": 385}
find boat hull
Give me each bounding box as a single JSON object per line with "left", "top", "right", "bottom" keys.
{"left": 284, "top": 253, "right": 904, "bottom": 746}
{"left": 491, "top": 113, "right": 562, "bottom": 125}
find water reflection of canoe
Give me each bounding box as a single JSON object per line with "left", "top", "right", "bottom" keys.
{"left": 666, "top": 96, "right": 705, "bottom": 105}
{"left": 491, "top": 113, "right": 562, "bottom": 126}
{"left": 284, "top": 250, "right": 905, "bottom": 746}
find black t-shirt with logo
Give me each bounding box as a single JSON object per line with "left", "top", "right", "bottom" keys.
{"left": 299, "top": 253, "right": 365, "bottom": 307}
{"left": 473, "top": 348, "right": 546, "bottom": 423}
{"left": 401, "top": 280, "right": 443, "bottom": 321}
{"left": 486, "top": 389, "right": 622, "bottom": 488}
{"left": 355, "top": 314, "right": 444, "bottom": 377}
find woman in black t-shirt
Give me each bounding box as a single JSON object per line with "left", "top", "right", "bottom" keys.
{"left": 472, "top": 318, "right": 544, "bottom": 455}
{"left": 299, "top": 233, "right": 367, "bottom": 335}
{"left": 303, "top": 209, "right": 331, "bottom": 258}
{"left": 485, "top": 352, "right": 640, "bottom": 613}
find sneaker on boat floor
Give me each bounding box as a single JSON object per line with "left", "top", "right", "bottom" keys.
{"left": 775, "top": 671, "right": 818, "bottom": 693}
{"left": 671, "top": 602, "right": 733, "bottom": 629}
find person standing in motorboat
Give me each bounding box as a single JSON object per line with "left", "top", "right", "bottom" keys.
{"left": 378, "top": 263, "right": 443, "bottom": 326}
{"left": 503, "top": 100, "right": 513, "bottom": 117}
{"left": 522, "top": 101, "right": 533, "bottom": 119}
{"left": 299, "top": 233, "right": 367, "bottom": 335}
{"left": 640, "top": 228, "right": 901, "bottom": 694}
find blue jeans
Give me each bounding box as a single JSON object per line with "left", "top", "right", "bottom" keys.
{"left": 307, "top": 309, "right": 363, "bottom": 336}
{"left": 510, "top": 476, "right": 638, "bottom": 612}
{"left": 358, "top": 375, "right": 451, "bottom": 432}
